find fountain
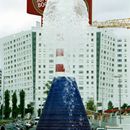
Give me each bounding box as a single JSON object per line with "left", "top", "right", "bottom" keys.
{"left": 36, "top": 77, "right": 91, "bottom": 130}
{"left": 36, "top": 0, "right": 91, "bottom": 129}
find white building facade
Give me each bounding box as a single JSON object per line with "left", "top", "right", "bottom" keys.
{"left": 96, "top": 30, "right": 116, "bottom": 110}
{"left": 35, "top": 27, "right": 98, "bottom": 115}
{"left": 114, "top": 37, "right": 129, "bottom": 107}
{"left": 0, "top": 69, "right": 2, "bottom": 108}
{"left": 1, "top": 26, "right": 129, "bottom": 116}
{"left": 1, "top": 31, "right": 35, "bottom": 106}
{"left": 34, "top": 27, "right": 118, "bottom": 115}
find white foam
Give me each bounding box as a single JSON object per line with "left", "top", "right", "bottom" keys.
{"left": 42, "top": 0, "right": 89, "bottom": 75}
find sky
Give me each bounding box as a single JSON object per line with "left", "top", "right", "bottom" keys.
{"left": 0, "top": 0, "right": 130, "bottom": 38}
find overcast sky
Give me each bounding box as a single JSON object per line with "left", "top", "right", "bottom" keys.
{"left": 0, "top": 0, "right": 130, "bottom": 38}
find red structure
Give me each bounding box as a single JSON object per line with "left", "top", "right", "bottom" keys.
{"left": 56, "top": 49, "right": 65, "bottom": 72}
{"left": 27, "top": 0, "right": 47, "bottom": 16}
{"left": 27, "top": 0, "right": 47, "bottom": 26}
{"left": 87, "top": 0, "right": 92, "bottom": 25}
{"left": 27, "top": 0, "right": 93, "bottom": 25}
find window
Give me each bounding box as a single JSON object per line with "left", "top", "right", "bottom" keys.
{"left": 118, "top": 59, "right": 122, "bottom": 62}
{"left": 39, "top": 43, "right": 41, "bottom": 46}
{"left": 91, "top": 39, "right": 94, "bottom": 41}
{"left": 118, "top": 64, "right": 122, "bottom": 67}
{"left": 49, "top": 70, "right": 53, "bottom": 73}
{"left": 79, "top": 71, "right": 83, "bottom": 74}
{"left": 117, "top": 49, "right": 122, "bottom": 52}
{"left": 124, "top": 69, "right": 127, "bottom": 72}
{"left": 73, "top": 65, "right": 75, "bottom": 68}
{"left": 91, "top": 54, "right": 94, "bottom": 57}
{"left": 49, "top": 60, "right": 54, "bottom": 63}
{"left": 118, "top": 69, "right": 122, "bottom": 72}
{"left": 79, "top": 54, "right": 84, "bottom": 57}
{"left": 73, "top": 71, "right": 75, "bottom": 73}
{"left": 117, "top": 54, "right": 122, "bottom": 57}
{"left": 91, "top": 76, "right": 94, "bottom": 79}
{"left": 124, "top": 59, "right": 127, "bottom": 62}
{"left": 117, "top": 44, "right": 122, "bottom": 47}
{"left": 79, "top": 65, "right": 83, "bottom": 68}
{"left": 79, "top": 87, "right": 83, "bottom": 90}
{"left": 117, "top": 39, "right": 122, "bottom": 42}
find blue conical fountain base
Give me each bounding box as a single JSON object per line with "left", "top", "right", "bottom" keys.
{"left": 36, "top": 77, "right": 91, "bottom": 130}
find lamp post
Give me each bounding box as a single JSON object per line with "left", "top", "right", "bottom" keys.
{"left": 114, "top": 75, "right": 122, "bottom": 124}
{"left": 101, "top": 87, "right": 104, "bottom": 113}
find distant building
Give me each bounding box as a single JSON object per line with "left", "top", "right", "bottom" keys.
{"left": 0, "top": 69, "right": 2, "bottom": 107}
{"left": 95, "top": 30, "right": 116, "bottom": 110}
{"left": 114, "top": 37, "right": 129, "bottom": 107}
{"left": 0, "top": 25, "right": 129, "bottom": 116}
{"left": 34, "top": 27, "right": 117, "bottom": 115}
{"left": 1, "top": 30, "right": 35, "bottom": 107}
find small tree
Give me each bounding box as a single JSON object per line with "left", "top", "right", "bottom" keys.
{"left": 38, "top": 109, "right": 41, "bottom": 117}
{"left": 0, "top": 104, "right": 3, "bottom": 119}
{"left": 4, "top": 90, "right": 11, "bottom": 119}
{"left": 121, "top": 103, "right": 128, "bottom": 109}
{"left": 44, "top": 81, "right": 52, "bottom": 95}
{"left": 38, "top": 81, "right": 52, "bottom": 116}
{"left": 108, "top": 101, "right": 113, "bottom": 110}
{"left": 19, "top": 90, "right": 25, "bottom": 118}
{"left": 12, "top": 91, "right": 18, "bottom": 118}
{"left": 25, "top": 103, "right": 34, "bottom": 115}
{"left": 43, "top": 81, "right": 52, "bottom": 101}
{"left": 86, "top": 99, "right": 96, "bottom": 111}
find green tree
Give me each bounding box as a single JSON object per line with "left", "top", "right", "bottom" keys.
{"left": 121, "top": 103, "right": 128, "bottom": 109}
{"left": 43, "top": 81, "right": 52, "bottom": 102}
{"left": 0, "top": 104, "right": 3, "bottom": 119}
{"left": 44, "top": 81, "right": 52, "bottom": 95}
{"left": 12, "top": 91, "right": 18, "bottom": 118}
{"left": 108, "top": 101, "right": 113, "bottom": 110}
{"left": 38, "top": 81, "right": 52, "bottom": 116}
{"left": 86, "top": 99, "right": 96, "bottom": 111}
{"left": 4, "top": 90, "right": 11, "bottom": 119}
{"left": 19, "top": 90, "right": 25, "bottom": 118}
{"left": 37, "top": 109, "right": 41, "bottom": 117}
{"left": 25, "top": 103, "right": 34, "bottom": 115}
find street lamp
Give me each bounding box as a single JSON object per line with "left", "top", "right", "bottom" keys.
{"left": 114, "top": 75, "right": 122, "bottom": 124}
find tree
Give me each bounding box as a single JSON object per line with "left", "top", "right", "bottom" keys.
{"left": 43, "top": 81, "right": 52, "bottom": 102}
{"left": 25, "top": 103, "right": 34, "bottom": 115}
{"left": 0, "top": 104, "right": 3, "bottom": 119}
{"left": 37, "top": 109, "right": 41, "bottom": 117}
{"left": 86, "top": 99, "right": 96, "bottom": 111}
{"left": 4, "top": 90, "right": 11, "bottom": 119}
{"left": 108, "top": 101, "right": 113, "bottom": 110}
{"left": 38, "top": 81, "right": 52, "bottom": 116}
{"left": 121, "top": 103, "right": 128, "bottom": 109}
{"left": 44, "top": 81, "right": 52, "bottom": 95}
{"left": 12, "top": 91, "right": 18, "bottom": 118}
{"left": 19, "top": 90, "right": 25, "bottom": 118}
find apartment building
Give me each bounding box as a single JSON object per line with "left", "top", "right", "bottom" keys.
{"left": 1, "top": 25, "right": 129, "bottom": 116}
{"left": 1, "top": 31, "right": 35, "bottom": 106}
